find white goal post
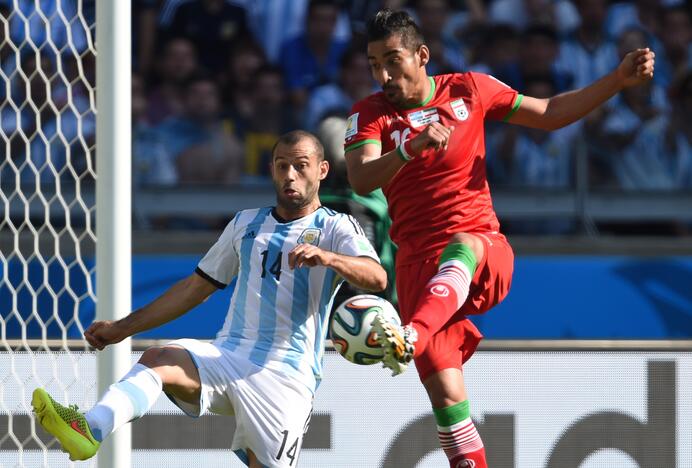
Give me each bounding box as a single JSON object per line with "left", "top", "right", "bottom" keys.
{"left": 95, "top": 0, "right": 132, "bottom": 467}
{"left": 0, "top": 1, "right": 131, "bottom": 467}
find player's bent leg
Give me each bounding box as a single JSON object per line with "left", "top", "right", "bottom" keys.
{"left": 408, "top": 233, "right": 483, "bottom": 356}
{"left": 81, "top": 347, "right": 191, "bottom": 445}
{"left": 228, "top": 362, "right": 314, "bottom": 468}
{"left": 375, "top": 232, "right": 485, "bottom": 376}
{"left": 247, "top": 449, "right": 263, "bottom": 468}
{"left": 423, "top": 369, "right": 487, "bottom": 468}
{"left": 31, "top": 388, "right": 100, "bottom": 461}
{"left": 138, "top": 345, "right": 202, "bottom": 405}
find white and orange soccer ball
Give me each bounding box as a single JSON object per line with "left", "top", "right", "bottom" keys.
{"left": 329, "top": 294, "right": 401, "bottom": 365}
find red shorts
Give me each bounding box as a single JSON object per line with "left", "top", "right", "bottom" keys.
{"left": 395, "top": 232, "right": 514, "bottom": 382}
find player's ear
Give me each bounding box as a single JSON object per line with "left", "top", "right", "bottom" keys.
{"left": 418, "top": 44, "right": 430, "bottom": 67}
{"left": 319, "top": 160, "right": 329, "bottom": 180}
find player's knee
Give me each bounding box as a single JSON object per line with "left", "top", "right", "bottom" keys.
{"left": 448, "top": 233, "right": 484, "bottom": 261}
{"left": 138, "top": 347, "right": 163, "bottom": 368}
{"left": 138, "top": 346, "right": 180, "bottom": 368}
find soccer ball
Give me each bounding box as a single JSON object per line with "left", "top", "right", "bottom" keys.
{"left": 330, "top": 294, "right": 401, "bottom": 365}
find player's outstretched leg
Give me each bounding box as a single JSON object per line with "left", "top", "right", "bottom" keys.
{"left": 33, "top": 361, "right": 163, "bottom": 461}
{"left": 31, "top": 388, "right": 100, "bottom": 461}
{"left": 372, "top": 312, "right": 417, "bottom": 375}
{"left": 407, "top": 241, "right": 478, "bottom": 357}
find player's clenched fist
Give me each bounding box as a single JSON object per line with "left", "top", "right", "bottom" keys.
{"left": 84, "top": 320, "right": 126, "bottom": 350}
{"left": 288, "top": 244, "right": 334, "bottom": 269}
{"left": 409, "top": 122, "right": 455, "bottom": 155}
{"left": 617, "top": 48, "right": 655, "bottom": 88}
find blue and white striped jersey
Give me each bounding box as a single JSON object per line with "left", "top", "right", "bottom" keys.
{"left": 197, "top": 206, "right": 379, "bottom": 393}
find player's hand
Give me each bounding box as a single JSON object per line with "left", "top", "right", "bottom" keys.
{"left": 616, "top": 48, "right": 655, "bottom": 88}
{"left": 288, "top": 244, "right": 333, "bottom": 269}
{"left": 409, "top": 122, "right": 455, "bottom": 155}
{"left": 84, "top": 320, "right": 127, "bottom": 350}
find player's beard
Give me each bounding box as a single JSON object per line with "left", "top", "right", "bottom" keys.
{"left": 383, "top": 84, "right": 405, "bottom": 106}
{"left": 275, "top": 181, "right": 319, "bottom": 214}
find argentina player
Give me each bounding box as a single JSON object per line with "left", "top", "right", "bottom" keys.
{"left": 32, "top": 130, "right": 387, "bottom": 467}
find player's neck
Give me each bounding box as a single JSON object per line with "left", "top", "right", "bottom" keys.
{"left": 402, "top": 75, "right": 434, "bottom": 109}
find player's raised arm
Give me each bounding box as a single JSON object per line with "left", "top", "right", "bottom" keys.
{"left": 508, "top": 48, "right": 655, "bottom": 131}
{"left": 344, "top": 142, "right": 406, "bottom": 195}
{"left": 84, "top": 272, "right": 217, "bottom": 350}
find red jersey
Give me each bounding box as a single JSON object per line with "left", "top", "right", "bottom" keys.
{"left": 344, "top": 72, "right": 521, "bottom": 266}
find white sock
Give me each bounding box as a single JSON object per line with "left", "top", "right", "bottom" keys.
{"left": 430, "top": 259, "right": 473, "bottom": 310}
{"left": 85, "top": 363, "right": 162, "bottom": 441}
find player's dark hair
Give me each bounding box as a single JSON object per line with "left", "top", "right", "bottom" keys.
{"left": 272, "top": 130, "right": 325, "bottom": 161}
{"left": 366, "top": 9, "right": 424, "bottom": 51}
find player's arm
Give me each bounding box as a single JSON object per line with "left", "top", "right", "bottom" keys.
{"left": 508, "top": 48, "right": 655, "bottom": 131}
{"left": 288, "top": 244, "right": 387, "bottom": 292}
{"left": 345, "top": 122, "right": 454, "bottom": 195}
{"left": 345, "top": 143, "right": 406, "bottom": 195}
{"left": 84, "top": 271, "right": 218, "bottom": 350}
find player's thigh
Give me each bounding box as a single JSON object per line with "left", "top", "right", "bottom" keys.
{"left": 230, "top": 367, "right": 313, "bottom": 468}
{"left": 447, "top": 231, "right": 486, "bottom": 262}
{"left": 139, "top": 344, "right": 201, "bottom": 403}
{"left": 395, "top": 257, "right": 438, "bottom": 322}
{"left": 461, "top": 231, "right": 514, "bottom": 315}
{"left": 156, "top": 339, "right": 237, "bottom": 417}
{"left": 395, "top": 231, "right": 503, "bottom": 320}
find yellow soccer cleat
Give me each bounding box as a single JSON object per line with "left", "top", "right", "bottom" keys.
{"left": 31, "top": 388, "right": 100, "bottom": 461}
{"left": 371, "top": 313, "right": 417, "bottom": 376}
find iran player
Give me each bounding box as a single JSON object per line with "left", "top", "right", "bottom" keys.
{"left": 344, "top": 9, "right": 655, "bottom": 468}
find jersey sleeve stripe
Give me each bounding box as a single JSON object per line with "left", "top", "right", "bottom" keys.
{"left": 195, "top": 267, "right": 228, "bottom": 289}
{"left": 346, "top": 215, "right": 365, "bottom": 236}
{"left": 502, "top": 93, "right": 523, "bottom": 122}
{"left": 344, "top": 139, "right": 381, "bottom": 153}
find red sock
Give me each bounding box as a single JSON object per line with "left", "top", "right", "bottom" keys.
{"left": 439, "top": 418, "right": 487, "bottom": 468}
{"left": 435, "top": 401, "right": 487, "bottom": 468}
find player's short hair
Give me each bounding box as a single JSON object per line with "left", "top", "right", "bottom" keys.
{"left": 366, "top": 9, "right": 424, "bottom": 51}
{"left": 272, "top": 130, "right": 325, "bottom": 161}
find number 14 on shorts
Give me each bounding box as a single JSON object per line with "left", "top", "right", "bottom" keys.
{"left": 276, "top": 429, "right": 301, "bottom": 466}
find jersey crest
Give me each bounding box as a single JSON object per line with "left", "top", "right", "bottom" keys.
{"left": 450, "top": 98, "right": 469, "bottom": 121}
{"left": 297, "top": 228, "right": 322, "bottom": 246}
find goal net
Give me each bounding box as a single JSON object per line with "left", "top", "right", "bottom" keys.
{"left": 0, "top": 1, "right": 98, "bottom": 466}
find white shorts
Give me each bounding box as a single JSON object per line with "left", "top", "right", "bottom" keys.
{"left": 166, "top": 339, "right": 314, "bottom": 468}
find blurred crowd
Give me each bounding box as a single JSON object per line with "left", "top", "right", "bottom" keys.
{"left": 125, "top": 0, "right": 692, "bottom": 195}
{"left": 1, "top": 0, "right": 691, "bottom": 226}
